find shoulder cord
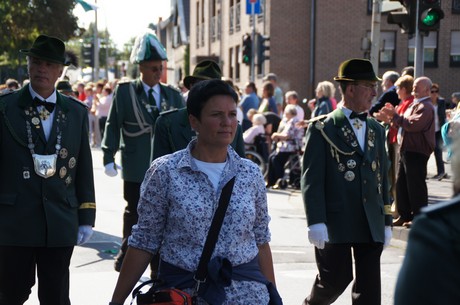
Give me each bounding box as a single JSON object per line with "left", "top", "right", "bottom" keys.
{"left": 314, "top": 121, "right": 354, "bottom": 163}
{"left": 0, "top": 102, "right": 27, "bottom": 148}
{"left": 122, "top": 83, "right": 153, "bottom": 137}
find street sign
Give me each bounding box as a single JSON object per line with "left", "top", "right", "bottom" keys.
{"left": 246, "top": 0, "right": 261, "bottom": 14}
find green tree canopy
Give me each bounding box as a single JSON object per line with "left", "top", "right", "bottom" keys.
{"left": 0, "top": 0, "right": 83, "bottom": 66}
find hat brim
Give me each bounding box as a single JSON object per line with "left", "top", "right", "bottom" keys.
{"left": 333, "top": 76, "right": 381, "bottom": 82}
{"left": 20, "top": 49, "right": 69, "bottom": 66}
{"left": 184, "top": 75, "right": 214, "bottom": 89}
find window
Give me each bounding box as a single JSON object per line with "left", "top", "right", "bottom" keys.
{"left": 229, "top": 0, "right": 234, "bottom": 34}
{"left": 229, "top": 47, "right": 234, "bottom": 79}
{"left": 453, "top": 0, "right": 460, "bottom": 14}
{"left": 366, "top": 31, "right": 396, "bottom": 67}
{"left": 235, "top": 45, "right": 240, "bottom": 80}
{"left": 451, "top": 31, "right": 460, "bottom": 67}
{"left": 408, "top": 32, "right": 438, "bottom": 67}
{"left": 379, "top": 31, "right": 396, "bottom": 67}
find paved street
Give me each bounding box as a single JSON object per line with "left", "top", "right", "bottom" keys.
{"left": 25, "top": 148, "right": 453, "bottom": 305}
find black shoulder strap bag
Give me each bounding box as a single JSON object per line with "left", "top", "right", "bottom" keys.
{"left": 132, "top": 177, "right": 236, "bottom": 305}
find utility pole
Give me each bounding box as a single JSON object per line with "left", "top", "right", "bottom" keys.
{"left": 370, "top": 0, "right": 382, "bottom": 74}
{"left": 414, "top": 0, "right": 424, "bottom": 77}
{"left": 250, "top": 1, "right": 256, "bottom": 82}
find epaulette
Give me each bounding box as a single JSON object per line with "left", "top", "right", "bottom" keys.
{"left": 159, "top": 108, "right": 179, "bottom": 116}
{"left": 117, "top": 79, "right": 132, "bottom": 85}
{"left": 0, "top": 90, "right": 15, "bottom": 99}
{"left": 422, "top": 195, "right": 460, "bottom": 215}
{"left": 306, "top": 114, "right": 329, "bottom": 125}
{"left": 162, "top": 83, "right": 181, "bottom": 93}
{"left": 66, "top": 95, "right": 89, "bottom": 109}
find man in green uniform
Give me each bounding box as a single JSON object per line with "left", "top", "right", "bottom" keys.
{"left": 152, "top": 60, "right": 245, "bottom": 160}
{"left": 0, "top": 34, "right": 96, "bottom": 305}
{"left": 301, "top": 58, "right": 392, "bottom": 305}
{"left": 101, "top": 30, "right": 184, "bottom": 272}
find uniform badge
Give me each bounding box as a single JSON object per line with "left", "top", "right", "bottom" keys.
{"left": 315, "top": 121, "right": 324, "bottom": 130}
{"left": 23, "top": 171, "right": 30, "bottom": 179}
{"left": 372, "top": 161, "right": 377, "bottom": 171}
{"left": 31, "top": 117, "right": 40, "bottom": 125}
{"left": 68, "top": 157, "right": 76, "bottom": 169}
{"left": 59, "top": 148, "right": 68, "bottom": 159}
{"left": 59, "top": 166, "right": 67, "bottom": 178}
{"left": 347, "top": 159, "right": 357, "bottom": 169}
{"left": 65, "top": 176, "right": 72, "bottom": 186}
{"left": 344, "top": 171, "right": 355, "bottom": 181}
{"left": 338, "top": 163, "right": 346, "bottom": 172}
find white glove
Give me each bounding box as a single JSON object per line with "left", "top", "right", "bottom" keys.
{"left": 104, "top": 162, "right": 121, "bottom": 177}
{"left": 308, "top": 223, "right": 329, "bottom": 249}
{"left": 384, "top": 226, "right": 392, "bottom": 249}
{"left": 77, "top": 225, "right": 93, "bottom": 245}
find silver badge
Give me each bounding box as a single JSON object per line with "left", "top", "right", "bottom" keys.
{"left": 372, "top": 161, "right": 377, "bottom": 171}
{"left": 59, "top": 148, "right": 68, "bottom": 159}
{"left": 344, "top": 171, "right": 355, "bottom": 181}
{"left": 65, "top": 176, "right": 72, "bottom": 186}
{"left": 68, "top": 157, "right": 76, "bottom": 169}
{"left": 59, "top": 166, "right": 67, "bottom": 178}
{"left": 32, "top": 154, "right": 57, "bottom": 178}
{"left": 347, "top": 159, "right": 356, "bottom": 169}
{"left": 338, "top": 163, "right": 346, "bottom": 172}
{"left": 31, "top": 117, "right": 40, "bottom": 125}
{"left": 23, "top": 171, "right": 30, "bottom": 179}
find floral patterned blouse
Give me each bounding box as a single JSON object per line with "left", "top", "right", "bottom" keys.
{"left": 129, "top": 139, "right": 272, "bottom": 304}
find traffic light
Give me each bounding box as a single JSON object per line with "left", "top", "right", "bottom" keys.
{"left": 387, "top": 0, "right": 416, "bottom": 36}
{"left": 418, "top": 0, "right": 444, "bottom": 33}
{"left": 257, "top": 33, "right": 270, "bottom": 66}
{"left": 242, "top": 34, "right": 252, "bottom": 66}
{"left": 82, "top": 42, "right": 94, "bottom": 67}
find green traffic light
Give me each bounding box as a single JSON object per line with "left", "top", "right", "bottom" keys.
{"left": 420, "top": 9, "right": 442, "bottom": 26}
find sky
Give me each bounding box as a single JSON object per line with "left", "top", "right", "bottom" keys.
{"left": 73, "top": 0, "right": 171, "bottom": 50}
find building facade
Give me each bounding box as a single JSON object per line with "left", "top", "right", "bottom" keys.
{"left": 167, "top": 0, "right": 460, "bottom": 103}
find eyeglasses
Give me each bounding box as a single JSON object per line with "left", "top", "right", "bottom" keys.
{"left": 354, "top": 83, "right": 379, "bottom": 91}
{"left": 431, "top": 90, "right": 439, "bottom": 93}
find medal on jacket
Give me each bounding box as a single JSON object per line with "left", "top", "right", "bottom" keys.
{"left": 26, "top": 121, "right": 62, "bottom": 178}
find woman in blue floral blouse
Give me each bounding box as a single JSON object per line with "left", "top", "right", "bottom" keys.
{"left": 110, "top": 79, "right": 282, "bottom": 305}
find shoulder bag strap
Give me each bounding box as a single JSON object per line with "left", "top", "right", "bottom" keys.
{"left": 194, "top": 176, "right": 236, "bottom": 283}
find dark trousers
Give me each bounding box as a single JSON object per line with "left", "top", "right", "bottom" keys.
{"left": 267, "top": 151, "right": 293, "bottom": 186}
{"left": 115, "top": 181, "right": 159, "bottom": 276}
{"left": 304, "top": 243, "right": 383, "bottom": 305}
{"left": 396, "top": 151, "right": 430, "bottom": 220}
{"left": 0, "top": 246, "right": 73, "bottom": 305}
{"left": 434, "top": 131, "right": 445, "bottom": 175}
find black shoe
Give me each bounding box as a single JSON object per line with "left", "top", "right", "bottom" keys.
{"left": 437, "top": 173, "right": 448, "bottom": 181}
{"left": 393, "top": 217, "right": 405, "bottom": 226}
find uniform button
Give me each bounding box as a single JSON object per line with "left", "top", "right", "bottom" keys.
{"left": 363, "top": 198, "right": 367, "bottom": 203}
{"left": 363, "top": 180, "right": 367, "bottom": 184}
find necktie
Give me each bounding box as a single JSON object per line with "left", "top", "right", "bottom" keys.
{"left": 148, "top": 88, "right": 156, "bottom": 106}
{"left": 33, "top": 97, "right": 55, "bottom": 113}
{"left": 350, "top": 111, "right": 368, "bottom": 121}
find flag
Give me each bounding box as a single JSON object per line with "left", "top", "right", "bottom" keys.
{"left": 76, "top": 0, "right": 98, "bottom": 12}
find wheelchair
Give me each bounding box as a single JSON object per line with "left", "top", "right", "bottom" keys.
{"left": 244, "top": 134, "right": 269, "bottom": 177}
{"left": 275, "top": 148, "right": 303, "bottom": 190}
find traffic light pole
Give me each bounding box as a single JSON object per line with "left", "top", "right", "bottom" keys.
{"left": 414, "top": 0, "right": 424, "bottom": 77}
{"left": 250, "top": 2, "right": 256, "bottom": 82}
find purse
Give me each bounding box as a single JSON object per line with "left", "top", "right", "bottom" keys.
{"left": 132, "top": 177, "right": 236, "bottom": 305}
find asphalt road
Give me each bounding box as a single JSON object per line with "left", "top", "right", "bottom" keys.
{"left": 24, "top": 148, "right": 453, "bottom": 305}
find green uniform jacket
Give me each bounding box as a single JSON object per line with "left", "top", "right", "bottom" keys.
{"left": 152, "top": 108, "right": 246, "bottom": 160}
{"left": 395, "top": 195, "right": 460, "bottom": 305}
{"left": 301, "top": 109, "right": 392, "bottom": 243}
{"left": 0, "top": 85, "right": 96, "bottom": 247}
{"left": 102, "top": 79, "right": 184, "bottom": 183}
